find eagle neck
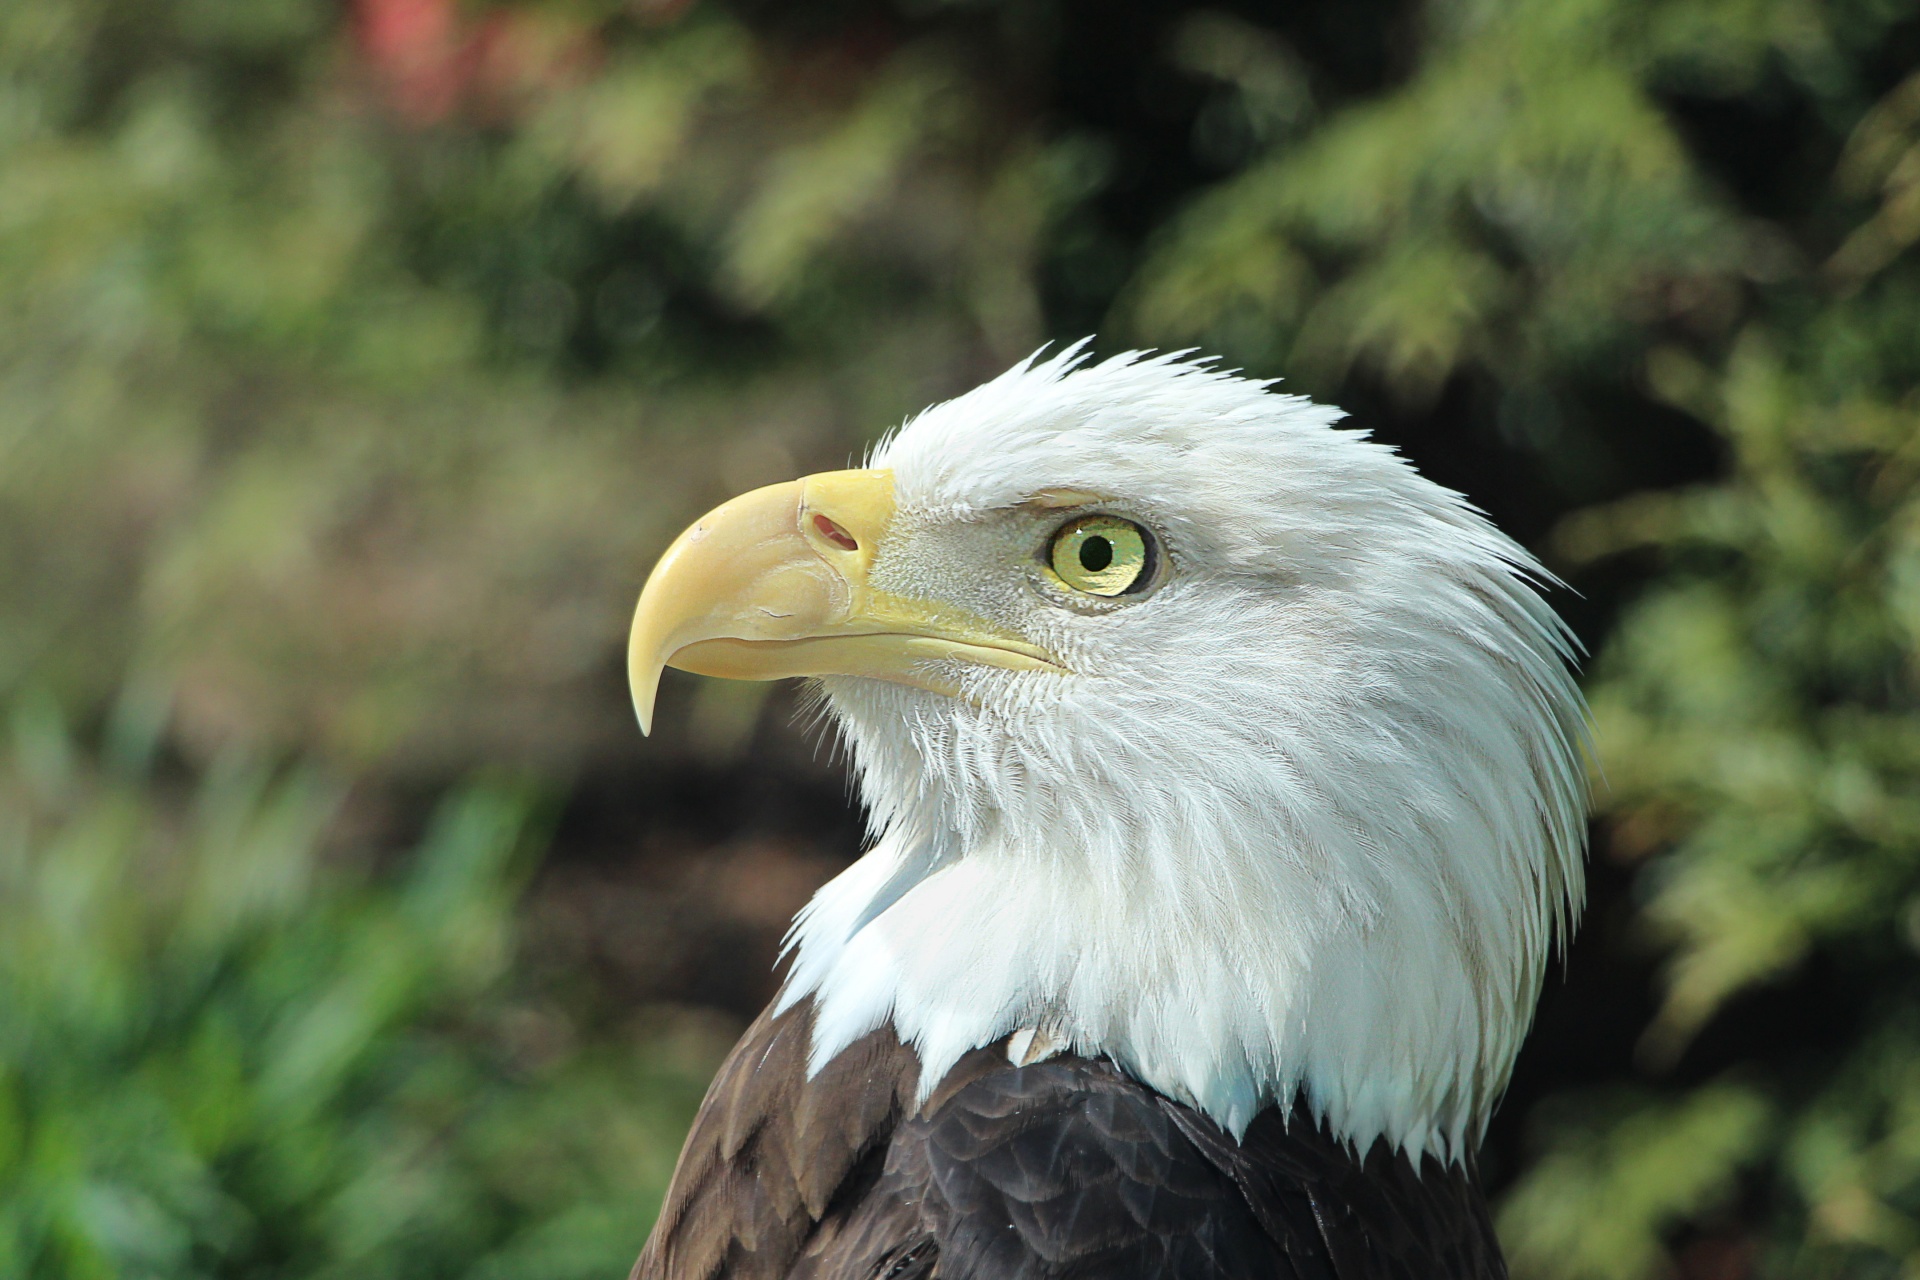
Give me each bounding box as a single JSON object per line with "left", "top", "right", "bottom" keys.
{"left": 778, "top": 822, "right": 1482, "bottom": 1167}
{"left": 776, "top": 645, "right": 1580, "bottom": 1169}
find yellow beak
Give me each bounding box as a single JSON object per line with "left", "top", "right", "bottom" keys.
{"left": 627, "top": 468, "right": 1065, "bottom": 733}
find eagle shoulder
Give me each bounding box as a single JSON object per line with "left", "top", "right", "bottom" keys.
{"left": 632, "top": 996, "right": 922, "bottom": 1280}
{"left": 633, "top": 998, "right": 1506, "bottom": 1280}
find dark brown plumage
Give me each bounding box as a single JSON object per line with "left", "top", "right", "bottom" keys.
{"left": 633, "top": 998, "right": 1505, "bottom": 1280}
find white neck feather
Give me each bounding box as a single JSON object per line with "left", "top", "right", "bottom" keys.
{"left": 781, "top": 641, "right": 1581, "bottom": 1163}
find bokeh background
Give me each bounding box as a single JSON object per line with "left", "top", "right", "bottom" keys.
{"left": 4, "top": 0, "right": 1919, "bottom": 1275}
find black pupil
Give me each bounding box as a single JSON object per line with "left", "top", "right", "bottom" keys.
{"left": 1079, "top": 536, "right": 1113, "bottom": 573}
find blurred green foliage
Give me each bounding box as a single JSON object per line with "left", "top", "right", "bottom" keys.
{"left": 0, "top": 693, "right": 713, "bottom": 1278}
{"left": 1500, "top": 328, "right": 1920, "bottom": 1276}
{"left": 8, "top": 0, "right": 1920, "bottom": 1275}
{"left": 0, "top": 0, "right": 1066, "bottom": 771}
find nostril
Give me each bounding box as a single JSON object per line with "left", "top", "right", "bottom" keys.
{"left": 813, "top": 514, "right": 859, "bottom": 551}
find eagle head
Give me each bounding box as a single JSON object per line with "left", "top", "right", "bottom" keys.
{"left": 628, "top": 346, "right": 1588, "bottom": 1162}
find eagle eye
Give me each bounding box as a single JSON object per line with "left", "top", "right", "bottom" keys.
{"left": 1047, "top": 515, "right": 1152, "bottom": 597}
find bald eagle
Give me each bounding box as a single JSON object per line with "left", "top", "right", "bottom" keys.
{"left": 625, "top": 347, "right": 1588, "bottom": 1280}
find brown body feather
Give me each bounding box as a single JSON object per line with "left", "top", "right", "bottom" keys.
{"left": 633, "top": 998, "right": 1506, "bottom": 1280}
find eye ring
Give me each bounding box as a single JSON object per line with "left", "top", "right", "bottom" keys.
{"left": 1045, "top": 515, "right": 1154, "bottom": 597}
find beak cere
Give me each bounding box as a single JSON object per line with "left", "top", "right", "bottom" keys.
{"left": 627, "top": 467, "right": 1065, "bottom": 734}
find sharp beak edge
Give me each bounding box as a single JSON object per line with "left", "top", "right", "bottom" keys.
{"left": 627, "top": 468, "right": 1064, "bottom": 734}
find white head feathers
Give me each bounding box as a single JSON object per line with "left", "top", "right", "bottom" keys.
{"left": 777, "top": 344, "right": 1589, "bottom": 1162}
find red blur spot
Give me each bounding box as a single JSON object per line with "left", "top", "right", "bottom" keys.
{"left": 351, "top": 0, "right": 599, "bottom": 126}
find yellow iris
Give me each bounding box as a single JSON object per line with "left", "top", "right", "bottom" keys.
{"left": 1048, "top": 515, "right": 1150, "bottom": 596}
